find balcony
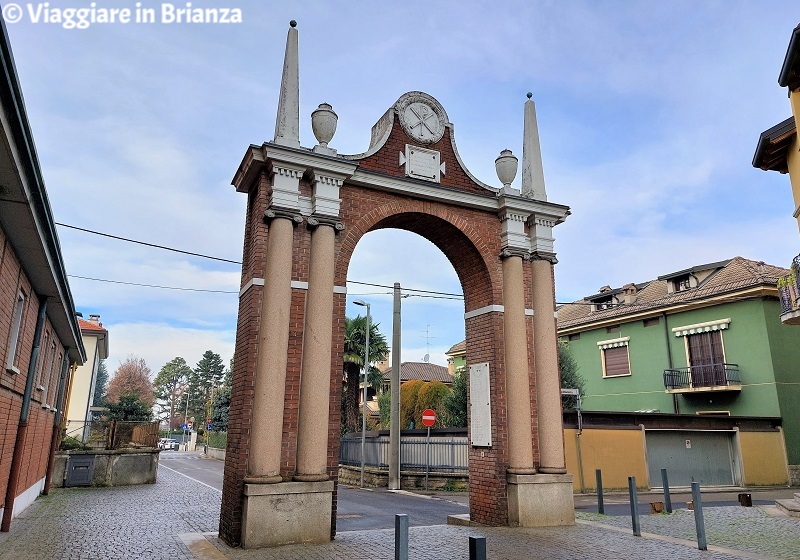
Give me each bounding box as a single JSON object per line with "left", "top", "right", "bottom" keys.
{"left": 663, "top": 363, "right": 741, "bottom": 393}
{"left": 778, "top": 254, "right": 800, "bottom": 325}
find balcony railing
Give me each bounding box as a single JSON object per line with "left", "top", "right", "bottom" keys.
{"left": 663, "top": 363, "right": 741, "bottom": 392}
{"left": 778, "top": 254, "right": 800, "bottom": 324}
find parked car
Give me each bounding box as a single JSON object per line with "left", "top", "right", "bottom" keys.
{"left": 161, "top": 439, "right": 179, "bottom": 451}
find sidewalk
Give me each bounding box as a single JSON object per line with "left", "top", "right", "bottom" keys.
{"left": 0, "top": 466, "right": 796, "bottom": 559}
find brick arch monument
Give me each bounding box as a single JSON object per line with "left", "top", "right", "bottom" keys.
{"left": 219, "top": 23, "right": 574, "bottom": 549}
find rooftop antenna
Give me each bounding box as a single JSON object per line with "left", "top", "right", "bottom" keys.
{"left": 421, "top": 325, "right": 434, "bottom": 362}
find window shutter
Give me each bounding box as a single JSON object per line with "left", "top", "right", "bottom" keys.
{"left": 604, "top": 346, "right": 630, "bottom": 376}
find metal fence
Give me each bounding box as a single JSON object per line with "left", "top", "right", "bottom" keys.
{"left": 340, "top": 435, "right": 468, "bottom": 473}
{"left": 63, "top": 419, "right": 160, "bottom": 450}
{"left": 663, "top": 363, "right": 740, "bottom": 390}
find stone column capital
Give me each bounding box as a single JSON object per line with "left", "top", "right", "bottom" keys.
{"left": 264, "top": 209, "right": 303, "bottom": 225}
{"left": 307, "top": 216, "right": 345, "bottom": 231}
{"left": 530, "top": 250, "right": 558, "bottom": 264}
{"left": 500, "top": 247, "right": 530, "bottom": 261}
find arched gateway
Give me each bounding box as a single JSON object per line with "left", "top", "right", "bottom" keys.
{"left": 219, "top": 23, "right": 574, "bottom": 549}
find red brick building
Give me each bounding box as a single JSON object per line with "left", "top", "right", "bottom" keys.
{"left": 0, "top": 23, "right": 86, "bottom": 529}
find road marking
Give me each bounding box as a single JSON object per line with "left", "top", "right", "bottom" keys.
{"left": 159, "top": 463, "right": 222, "bottom": 493}
{"left": 178, "top": 532, "right": 227, "bottom": 560}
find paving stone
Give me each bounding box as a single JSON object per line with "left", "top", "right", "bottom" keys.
{"left": 1, "top": 466, "right": 797, "bottom": 559}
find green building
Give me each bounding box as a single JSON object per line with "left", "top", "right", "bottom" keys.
{"left": 557, "top": 257, "right": 800, "bottom": 485}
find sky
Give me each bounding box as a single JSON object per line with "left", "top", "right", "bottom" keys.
{"left": 5, "top": 1, "right": 800, "bottom": 377}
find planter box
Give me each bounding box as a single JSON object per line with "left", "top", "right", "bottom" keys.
{"left": 52, "top": 448, "right": 159, "bottom": 488}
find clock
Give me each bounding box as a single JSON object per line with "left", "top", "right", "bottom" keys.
{"left": 397, "top": 93, "right": 446, "bottom": 145}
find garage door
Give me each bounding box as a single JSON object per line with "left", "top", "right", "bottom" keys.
{"left": 645, "top": 430, "right": 737, "bottom": 487}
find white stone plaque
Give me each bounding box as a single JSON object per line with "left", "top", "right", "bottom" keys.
{"left": 469, "top": 362, "right": 492, "bottom": 447}
{"left": 402, "top": 144, "right": 443, "bottom": 183}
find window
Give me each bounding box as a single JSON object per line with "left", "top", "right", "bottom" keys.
{"left": 37, "top": 330, "right": 50, "bottom": 389}
{"left": 43, "top": 340, "right": 57, "bottom": 406}
{"left": 6, "top": 290, "right": 26, "bottom": 373}
{"left": 597, "top": 337, "right": 631, "bottom": 377}
{"left": 643, "top": 317, "right": 660, "bottom": 328}
{"left": 673, "top": 275, "right": 692, "bottom": 292}
{"left": 602, "top": 347, "right": 630, "bottom": 377}
{"left": 686, "top": 330, "right": 726, "bottom": 387}
{"left": 594, "top": 296, "right": 615, "bottom": 311}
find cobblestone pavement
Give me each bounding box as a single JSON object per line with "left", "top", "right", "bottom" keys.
{"left": 0, "top": 467, "right": 221, "bottom": 560}
{"left": 576, "top": 506, "right": 800, "bottom": 560}
{"left": 1, "top": 465, "right": 797, "bottom": 559}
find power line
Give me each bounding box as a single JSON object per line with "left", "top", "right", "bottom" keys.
{"left": 347, "top": 280, "right": 462, "bottom": 298}
{"left": 68, "top": 275, "right": 238, "bottom": 293}
{"left": 56, "top": 223, "right": 242, "bottom": 265}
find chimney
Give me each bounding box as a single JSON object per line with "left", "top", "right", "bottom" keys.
{"left": 622, "top": 283, "right": 637, "bottom": 305}
{"left": 89, "top": 314, "right": 100, "bottom": 323}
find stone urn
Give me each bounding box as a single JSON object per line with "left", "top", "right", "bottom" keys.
{"left": 495, "top": 149, "right": 518, "bottom": 188}
{"left": 311, "top": 103, "right": 338, "bottom": 147}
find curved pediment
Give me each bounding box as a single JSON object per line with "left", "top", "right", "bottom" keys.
{"left": 342, "top": 91, "right": 498, "bottom": 195}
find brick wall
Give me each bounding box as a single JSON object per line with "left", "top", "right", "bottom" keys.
{"left": 0, "top": 225, "right": 65, "bottom": 514}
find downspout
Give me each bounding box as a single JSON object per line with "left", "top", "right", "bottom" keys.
{"left": 1, "top": 296, "right": 47, "bottom": 532}
{"left": 662, "top": 311, "right": 679, "bottom": 414}
{"left": 43, "top": 353, "right": 71, "bottom": 495}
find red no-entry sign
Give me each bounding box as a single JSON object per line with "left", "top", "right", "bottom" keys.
{"left": 422, "top": 409, "right": 436, "bottom": 427}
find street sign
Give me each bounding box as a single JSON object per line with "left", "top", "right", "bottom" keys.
{"left": 187, "top": 421, "right": 193, "bottom": 430}
{"left": 561, "top": 388, "right": 580, "bottom": 396}
{"left": 422, "top": 409, "right": 436, "bottom": 427}
{"left": 181, "top": 423, "right": 188, "bottom": 430}
{"left": 206, "top": 424, "right": 212, "bottom": 431}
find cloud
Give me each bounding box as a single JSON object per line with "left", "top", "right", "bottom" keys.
{"left": 106, "top": 322, "right": 235, "bottom": 377}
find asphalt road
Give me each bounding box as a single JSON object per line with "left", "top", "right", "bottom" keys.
{"left": 159, "top": 451, "right": 797, "bottom": 524}
{"left": 157, "top": 451, "right": 469, "bottom": 531}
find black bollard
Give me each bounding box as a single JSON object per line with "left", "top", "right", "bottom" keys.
{"left": 628, "top": 476, "right": 641, "bottom": 537}
{"left": 596, "top": 469, "right": 604, "bottom": 514}
{"left": 691, "top": 482, "right": 707, "bottom": 551}
{"left": 395, "top": 514, "right": 409, "bottom": 560}
{"left": 661, "top": 468, "right": 672, "bottom": 513}
{"left": 469, "top": 536, "right": 487, "bottom": 560}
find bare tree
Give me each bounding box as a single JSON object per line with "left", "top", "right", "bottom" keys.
{"left": 106, "top": 355, "right": 155, "bottom": 407}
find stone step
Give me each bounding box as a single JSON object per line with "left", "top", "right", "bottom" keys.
{"left": 794, "top": 492, "right": 800, "bottom": 501}
{"left": 775, "top": 499, "right": 800, "bottom": 517}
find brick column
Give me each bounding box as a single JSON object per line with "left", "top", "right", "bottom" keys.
{"left": 246, "top": 215, "right": 295, "bottom": 483}
{"left": 295, "top": 220, "right": 337, "bottom": 481}
{"left": 502, "top": 253, "right": 536, "bottom": 474}
{"left": 531, "top": 256, "right": 566, "bottom": 474}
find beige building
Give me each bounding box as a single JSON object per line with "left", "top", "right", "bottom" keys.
{"left": 754, "top": 24, "right": 800, "bottom": 230}
{"left": 754, "top": 24, "right": 800, "bottom": 325}
{"left": 64, "top": 314, "right": 108, "bottom": 441}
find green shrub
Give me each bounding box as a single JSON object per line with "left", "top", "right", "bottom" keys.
{"left": 61, "top": 436, "right": 89, "bottom": 451}
{"left": 208, "top": 431, "right": 227, "bottom": 449}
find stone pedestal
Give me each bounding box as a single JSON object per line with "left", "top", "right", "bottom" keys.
{"left": 507, "top": 473, "right": 575, "bottom": 527}
{"left": 241, "top": 481, "right": 334, "bottom": 548}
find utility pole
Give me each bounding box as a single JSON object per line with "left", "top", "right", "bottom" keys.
{"left": 389, "top": 283, "right": 402, "bottom": 490}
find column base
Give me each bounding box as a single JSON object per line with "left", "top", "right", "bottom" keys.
{"left": 241, "top": 480, "right": 334, "bottom": 549}
{"left": 507, "top": 473, "right": 575, "bottom": 527}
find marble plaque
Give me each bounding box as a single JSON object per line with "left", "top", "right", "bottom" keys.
{"left": 469, "top": 362, "right": 492, "bottom": 447}
{"left": 404, "top": 144, "right": 442, "bottom": 183}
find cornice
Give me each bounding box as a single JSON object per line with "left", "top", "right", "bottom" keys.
{"left": 348, "top": 169, "right": 570, "bottom": 219}
{"left": 557, "top": 286, "right": 778, "bottom": 335}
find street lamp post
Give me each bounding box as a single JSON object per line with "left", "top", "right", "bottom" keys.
{"left": 353, "top": 299, "right": 370, "bottom": 488}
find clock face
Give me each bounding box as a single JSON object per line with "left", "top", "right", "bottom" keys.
{"left": 401, "top": 101, "right": 444, "bottom": 144}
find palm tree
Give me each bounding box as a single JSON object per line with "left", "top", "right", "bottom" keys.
{"left": 343, "top": 315, "right": 389, "bottom": 433}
